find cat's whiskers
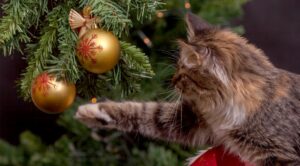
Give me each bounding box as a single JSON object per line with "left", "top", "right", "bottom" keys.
{"left": 158, "top": 49, "right": 179, "bottom": 56}
{"left": 162, "top": 89, "right": 177, "bottom": 102}
{"left": 167, "top": 91, "right": 182, "bottom": 142}
{"left": 156, "top": 49, "right": 179, "bottom": 63}
{"left": 178, "top": 93, "right": 183, "bottom": 140}
{"left": 158, "top": 88, "right": 174, "bottom": 95}
{"left": 161, "top": 87, "right": 181, "bottom": 103}
{"left": 157, "top": 62, "right": 176, "bottom": 72}
{"left": 161, "top": 87, "right": 175, "bottom": 96}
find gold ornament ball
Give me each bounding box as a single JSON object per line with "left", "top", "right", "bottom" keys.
{"left": 76, "top": 28, "right": 120, "bottom": 74}
{"left": 31, "top": 73, "right": 76, "bottom": 114}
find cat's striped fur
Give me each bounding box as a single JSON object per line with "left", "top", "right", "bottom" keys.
{"left": 76, "top": 13, "right": 300, "bottom": 165}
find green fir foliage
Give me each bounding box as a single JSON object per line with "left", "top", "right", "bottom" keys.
{"left": 0, "top": 102, "right": 193, "bottom": 166}
{"left": 0, "top": 0, "right": 162, "bottom": 100}
{"left": 80, "top": 0, "right": 163, "bottom": 37}
{"left": 19, "top": 4, "right": 65, "bottom": 100}
{"left": 0, "top": 0, "right": 48, "bottom": 55}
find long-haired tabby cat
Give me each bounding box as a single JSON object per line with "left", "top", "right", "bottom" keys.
{"left": 76, "top": 13, "right": 300, "bottom": 165}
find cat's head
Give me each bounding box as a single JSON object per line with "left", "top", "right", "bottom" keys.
{"left": 173, "top": 13, "right": 273, "bottom": 101}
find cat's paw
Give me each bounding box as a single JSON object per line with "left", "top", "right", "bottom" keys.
{"left": 75, "top": 103, "right": 116, "bottom": 128}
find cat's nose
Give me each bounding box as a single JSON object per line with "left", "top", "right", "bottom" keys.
{"left": 172, "top": 75, "right": 179, "bottom": 85}
{"left": 172, "top": 74, "right": 188, "bottom": 85}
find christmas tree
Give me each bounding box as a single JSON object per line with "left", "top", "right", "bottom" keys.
{"left": 0, "top": 0, "right": 248, "bottom": 165}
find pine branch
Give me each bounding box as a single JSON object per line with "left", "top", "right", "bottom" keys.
{"left": 80, "top": 0, "right": 163, "bottom": 37}
{"left": 3, "top": 0, "right": 160, "bottom": 100}
{"left": 0, "top": 139, "right": 24, "bottom": 165}
{"left": 0, "top": 0, "right": 48, "bottom": 55}
{"left": 45, "top": 3, "right": 81, "bottom": 83}
{"left": 110, "top": 41, "right": 154, "bottom": 97}
{"left": 19, "top": 6, "right": 62, "bottom": 100}
{"left": 19, "top": 30, "right": 57, "bottom": 100}
{"left": 120, "top": 41, "right": 154, "bottom": 78}
{"left": 45, "top": 28, "right": 80, "bottom": 83}
{"left": 81, "top": 0, "right": 132, "bottom": 37}
{"left": 76, "top": 73, "right": 111, "bottom": 98}
{"left": 126, "top": 0, "right": 164, "bottom": 23}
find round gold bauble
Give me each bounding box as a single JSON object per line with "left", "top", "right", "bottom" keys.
{"left": 31, "top": 73, "right": 76, "bottom": 114}
{"left": 76, "top": 28, "right": 120, "bottom": 74}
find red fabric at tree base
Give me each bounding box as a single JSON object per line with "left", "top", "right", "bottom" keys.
{"left": 190, "top": 146, "right": 255, "bottom": 166}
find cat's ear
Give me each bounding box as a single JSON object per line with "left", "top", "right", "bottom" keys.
{"left": 185, "top": 12, "right": 211, "bottom": 40}
{"left": 177, "top": 40, "right": 202, "bottom": 67}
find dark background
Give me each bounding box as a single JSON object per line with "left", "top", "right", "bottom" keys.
{"left": 1, "top": 0, "right": 299, "bottom": 144}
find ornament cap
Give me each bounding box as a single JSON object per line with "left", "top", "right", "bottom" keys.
{"left": 83, "top": 6, "right": 92, "bottom": 17}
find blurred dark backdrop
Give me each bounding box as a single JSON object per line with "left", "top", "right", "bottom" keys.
{"left": 0, "top": 0, "right": 299, "bottom": 144}
{"left": 242, "top": 0, "right": 300, "bottom": 73}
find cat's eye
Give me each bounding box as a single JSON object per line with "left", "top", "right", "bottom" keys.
{"left": 194, "top": 46, "right": 210, "bottom": 57}
{"left": 201, "top": 47, "right": 210, "bottom": 56}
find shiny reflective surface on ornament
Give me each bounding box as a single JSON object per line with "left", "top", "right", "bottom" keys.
{"left": 31, "top": 73, "right": 76, "bottom": 114}
{"left": 76, "top": 29, "right": 120, "bottom": 74}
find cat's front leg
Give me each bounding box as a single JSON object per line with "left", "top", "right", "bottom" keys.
{"left": 76, "top": 101, "right": 158, "bottom": 132}
{"left": 76, "top": 101, "right": 212, "bottom": 145}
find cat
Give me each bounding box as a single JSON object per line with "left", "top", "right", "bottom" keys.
{"left": 75, "top": 13, "right": 300, "bottom": 166}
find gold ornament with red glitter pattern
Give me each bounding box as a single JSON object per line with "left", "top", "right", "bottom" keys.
{"left": 31, "top": 73, "right": 76, "bottom": 114}
{"left": 69, "top": 6, "right": 120, "bottom": 74}
{"left": 76, "top": 28, "right": 120, "bottom": 74}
